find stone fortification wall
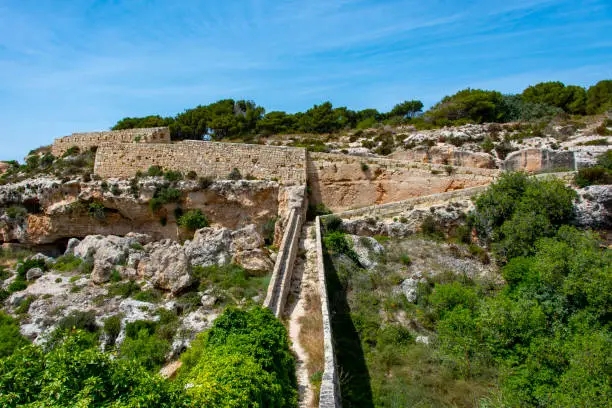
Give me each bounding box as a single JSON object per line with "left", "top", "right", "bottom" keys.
{"left": 331, "top": 185, "right": 489, "bottom": 220}
{"left": 94, "top": 141, "right": 307, "bottom": 184}
{"left": 263, "top": 208, "right": 303, "bottom": 317}
{"left": 308, "top": 152, "right": 499, "bottom": 212}
{"left": 315, "top": 216, "right": 342, "bottom": 407}
{"left": 502, "top": 148, "right": 575, "bottom": 173}
{"left": 52, "top": 127, "right": 170, "bottom": 157}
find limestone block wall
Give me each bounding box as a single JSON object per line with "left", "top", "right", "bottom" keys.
{"left": 315, "top": 216, "right": 342, "bottom": 407}
{"left": 308, "top": 152, "right": 499, "bottom": 212}
{"left": 263, "top": 208, "right": 303, "bottom": 317}
{"left": 52, "top": 127, "right": 170, "bottom": 156}
{"left": 94, "top": 141, "right": 307, "bottom": 185}
{"left": 502, "top": 148, "right": 575, "bottom": 172}
{"left": 389, "top": 146, "right": 496, "bottom": 169}
{"left": 331, "top": 185, "right": 490, "bottom": 220}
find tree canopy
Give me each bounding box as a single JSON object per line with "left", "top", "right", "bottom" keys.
{"left": 110, "top": 79, "right": 611, "bottom": 140}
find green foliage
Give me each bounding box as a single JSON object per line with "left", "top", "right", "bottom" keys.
{"left": 323, "top": 215, "right": 343, "bottom": 232}
{"left": 262, "top": 217, "right": 277, "bottom": 245}
{"left": 149, "top": 186, "right": 182, "bottom": 212}
{"left": 522, "top": 81, "right": 587, "bottom": 114}
{"left": 163, "top": 170, "right": 183, "bottom": 181}
{"left": 147, "top": 165, "right": 164, "bottom": 177}
{"left": 0, "top": 312, "right": 29, "bottom": 358}
{"left": 574, "top": 166, "right": 612, "bottom": 187}
{"left": 389, "top": 100, "right": 424, "bottom": 118}
{"left": 0, "top": 331, "right": 184, "bottom": 407}
{"left": 87, "top": 201, "right": 106, "bottom": 220}
{"left": 4, "top": 206, "right": 27, "bottom": 220}
{"left": 426, "top": 88, "right": 507, "bottom": 124}
{"left": 472, "top": 172, "right": 576, "bottom": 259}
{"left": 56, "top": 310, "right": 98, "bottom": 333}
{"left": 227, "top": 167, "right": 242, "bottom": 180}
{"left": 177, "top": 209, "right": 209, "bottom": 231}
{"left": 52, "top": 254, "right": 82, "bottom": 272}
{"left": 7, "top": 280, "right": 27, "bottom": 293}
{"left": 179, "top": 306, "right": 297, "bottom": 407}
{"left": 586, "top": 79, "right": 612, "bottom": 114}
{"left": 103, "top": 314, "right": 121, "bottom": 346}
{"left": 108, "top": 280, "right": 141, "bottom": 298}
{"left": 192, "top": 264, "right": 269, "bottom": 302}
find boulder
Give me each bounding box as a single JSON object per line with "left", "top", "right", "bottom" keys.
{"left": 349, "top": 235, "right": 383, "bottom": 269}
{"left": 399, "top": 272, "right": 425, "bottom": 303}
{"left": 233, "top": 249, "right": 274, "bottom": 271}
{"left": 64, "top": 238, "right": 81, "bottom": 255}
{"left": 26, "top": 267, "right": 44, "bottom": 281}
{"left": 185, "top": 224, "right": 272, "bottom": 271}
{"left": 91, "top": 259, "right": 113, "bottom": 284}
{"left": 184, "top": 228, "right": 232, "bottom": 267}
{"left": 139, "top": 240, "right": 192, "bottom": 294}
{"left": 230, "top": 224, "right": 264, "bottom": 252}
{"left": 574, "top": 185, "right": 612, "bottom": 228}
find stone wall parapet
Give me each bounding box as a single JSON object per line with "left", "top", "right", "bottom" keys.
{"left": 316, "top": 216, "right": 342, "bottom": 407}
{"left": 94, "top": 141, "right": 307, "bottom": 185}
{"left": 52, "top": 127, "right": 170, "bottom": 156}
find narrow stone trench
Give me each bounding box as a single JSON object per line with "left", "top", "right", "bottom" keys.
{"left": 284, "top": 222, "right": 320, "bottom": 408}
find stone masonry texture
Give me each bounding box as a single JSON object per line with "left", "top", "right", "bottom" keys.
{"left": 51, "top": 127, "right": 171, "bottom": 157}
{"left": 94, "top": 141, "right": 307, "bottom": 185}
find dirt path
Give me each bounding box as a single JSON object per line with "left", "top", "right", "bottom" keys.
{"left": 285, "top": 222, "right": 319, "bottom": 408}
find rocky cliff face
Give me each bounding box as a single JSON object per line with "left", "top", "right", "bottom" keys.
{"left": 0, "top": 177, "right": 281, "bottom": 247}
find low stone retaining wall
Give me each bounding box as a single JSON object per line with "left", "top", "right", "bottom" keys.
{"left": 52, "top": 127, "right": 170, "bottom": 156}
{"left": 315, "top": 216, "right": 342, "bottom": 407}
{"left": 332, "top": 185, "right": 489, "bottom": 220}
{"left": 263, "top": 208, "right": 303, "bottom": 317}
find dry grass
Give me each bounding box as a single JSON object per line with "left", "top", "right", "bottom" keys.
{"left": 299, "top": 290, "right": 325, "bottom": 408}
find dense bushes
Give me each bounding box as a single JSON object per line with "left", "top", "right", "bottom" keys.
{"left": 0, "top": 313, "right": 29, "bottom": 358}
{"left": 0, "top": 332, "right": 184, "bottom": 407}
{"left": 0, "top": 307, "right": 298, "bottom": 407}
{"left": 179, "top": 307, "right": 297, "bottom": 407}
{"left": 471, "top": 172, "right": 576, "bottom": 260}
{"left": 574, "top": 150, "right": 612, "bottom": 187}
{"left": 177, "top": 209, "right": 209, "bottom": 231}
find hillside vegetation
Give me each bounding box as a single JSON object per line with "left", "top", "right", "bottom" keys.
{"left": 323, "top": 173, "right": 611, "bottom": 407}
{"left": 111, "top": 79, "right": 612, "bottom": 141}
{"left": 0, "top": 306, "right": 296, "bottom": 407}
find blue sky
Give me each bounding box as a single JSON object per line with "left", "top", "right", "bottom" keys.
{"left": 1, "top": 0, "right": 611, "bottom": 161}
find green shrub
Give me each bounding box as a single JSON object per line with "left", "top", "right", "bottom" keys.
{"left": 57, "top": 310, "right": 98, "bottom": 333}
{"left": 103, "top": 315, "right": 121, "bottom": 346}
{"left": 120, "top": 328, "right": 169, "bottom": 371}
{"left": 199, "top": 176, "right": 213, "bottom": 189}
{"left": 7, "top": 279, "right": 27, "bottom": 293}
{"left": 177, "top": 209, "right": 209, "bottom": 231}
{"left": 88, "top": 201, "right": 106, "bottom": 220}
{"left": 186, "top": 170, "right": 198, "bottom": 180}
{"left": 228, "top": 167, "right": 242, "bottom": 180}
{"left": 163, "top": 170, "right": 183, "bottom": 182}
{"left": 108, "top": 280, "right": 141, "bottom": 298}
{"left": 147, "top": 165, "right": 163, "bottom": 177}
{"left": 324, "top": 215, "right": 343, "bottom": 232}
{"left": 14, "top": 296, "right": 35, "bottom": 314}
{"left": 574, "top": 166, "right": 612, "bottom": 187}
{"left": 180, "top": 307, "right": 297, "bottom": 407}
{"left": 262, "top": 217, "right": 277, "bottom": 245}
{"left": 361, "top": 162, "right": 369, "bottom": 172}
{"left": 52, "top": 254, "right": 82, "bottom": 272}
{"left": 133, "top": 289, "right": 162, "bottom": 303}
{"left": 0, "top": 312, "right": 29, "bottom": 357}
{"left": 400, "top": 254, "right": 412, "bottom": 265}
{"left": 5, "top": 206, "right": 27, "bottom": 220}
